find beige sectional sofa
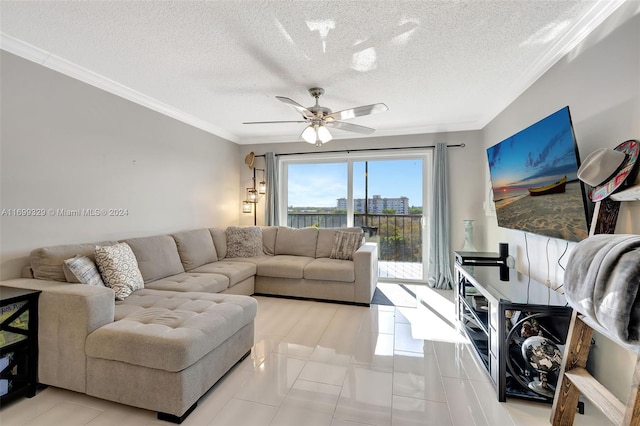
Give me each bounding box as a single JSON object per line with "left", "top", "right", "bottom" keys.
{"left": 218, "top": 226, "right": 378, "bottom": 305}
{"left": 0, "top": 225, "right": 377, "bottom": 422}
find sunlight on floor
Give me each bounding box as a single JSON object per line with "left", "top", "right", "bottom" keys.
{"left": 376, "top": 282, "right": 469, "bottom": 344}
{"left": 378, "top": 260, "right": 423, "bottom": 280}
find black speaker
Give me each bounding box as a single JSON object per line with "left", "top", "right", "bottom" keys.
{"left": 499, "top": 242, "right": 509, "bottom": 281}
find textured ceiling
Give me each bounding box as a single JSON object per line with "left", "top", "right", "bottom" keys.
{"left": 0, "top": 1, "right": 625, "bottom": 144}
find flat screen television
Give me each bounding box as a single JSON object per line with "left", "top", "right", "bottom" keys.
{"left": 486, "top": 106, "right": 590, "bottom": 242}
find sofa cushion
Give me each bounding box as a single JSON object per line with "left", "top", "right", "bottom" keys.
{"left": 95, "top": 242, "right": 144, "bottom": 301}
{"left": 330, "top": 230, "right": 364, "bottom": 261}
{"left": 257, "top": 255, "right": 314, "bottom": 279}
{"left": 122, "top": 235, "right": 185, "bottom": 283}
{"left": 304, "top": 258, "right": 355, "bottom": 282}
{"left": 275, "top": 227, "right": 318, "bottom": 257}
{"left": 225, "top": 226, "right": 263, "bottom": 258}
{"left": 87, "top": 289, "right": 257, "bottom": 372}
{"left": 190, "top": 261, "right": 257, "bottom": 287}
{"left": 210, "top": 228, "right": 227, "bottom": 260}
{"left": 261, "top": 226, "right": 278, "bottom": 255}
{"left": 144, "top": 272, "right": 229, "bottom": 293}
{"left": 62, "top": 255, "right": 105, "bottom": 286}
{"left": 316, "top": 228, "right": 363, "bottom": 258}
{"left": 223, "top": 256, "right": 272, "bottom": 266}
{"left": 172, "top": 229, "right": 218, "bottom": 270}
{"left": 30, "top": 241, "right": 118, "bottom": 282}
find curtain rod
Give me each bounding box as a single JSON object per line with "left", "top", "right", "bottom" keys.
{"left": 254, "top": 143, "right": 465, "bottom": 158}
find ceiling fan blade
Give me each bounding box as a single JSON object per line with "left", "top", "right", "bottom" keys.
{"left": 325, "top": 121, "right": 375, "bottom": 135}
{"left": 276, "top": 96, "right": 315, "bottom": 119}
{"left": 243, "top": 120, "right": 307, "bottom": 124}
{"left": 326, "top": 103, "right": 388, "bottom": 122}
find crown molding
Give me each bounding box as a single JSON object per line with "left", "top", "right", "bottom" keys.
{"left": 0, "top": 33, "right": 238, "bottom": 143}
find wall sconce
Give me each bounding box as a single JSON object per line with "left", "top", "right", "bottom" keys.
{"left": 258, "top": 172, "right": 267, "bottom": 195}
{"left": 241, "top": 152, "right": 266, "bottom": 225}
{"left": 247, "top": 187, "right": 258, "bottom": 203}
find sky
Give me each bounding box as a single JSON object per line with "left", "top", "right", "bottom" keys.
{"left": 288, "top": 158, "right": 423, "bottom": 207}
{"left": 486, "top": 106, "right": 580, "bottom": 192}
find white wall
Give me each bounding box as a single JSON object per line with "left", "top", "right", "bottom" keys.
{"left": 239, "top": 131, "right": 485, "bottom": 255}
{"left": 482, "top": 3, "right": 640, "bottom": 400}
{"left": 0, "top": 51, "right": 240, "bottom": 279}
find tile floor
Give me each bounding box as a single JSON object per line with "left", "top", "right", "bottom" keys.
{"left": 0, "top": 284, "right": 612, "bottom": 426}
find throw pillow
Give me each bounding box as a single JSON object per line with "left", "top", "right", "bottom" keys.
{"left": 95, "top": 242, "right": 144, "bottom": 300}
{"left": 62, "top": 255, "right": 105, "bottom": 286}
{"left": 330, "top": 231, "right": 364, "bottom": 261}
{"left": 225, "top": 226, "right": 263, "bottom": 258}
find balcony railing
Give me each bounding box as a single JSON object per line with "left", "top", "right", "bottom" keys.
{"left": 287, "top": 213, "right": 422, "bottom": 263}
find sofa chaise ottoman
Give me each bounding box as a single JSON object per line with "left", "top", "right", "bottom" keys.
{"left": 0, "top": 279, "right": 256, "bottom": 423}
{"left": 86, "top": 289, "right": 257, "bottom": 422}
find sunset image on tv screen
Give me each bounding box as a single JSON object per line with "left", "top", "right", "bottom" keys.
{"left": 486, "top": 106, "right": 590, "bottom": 242}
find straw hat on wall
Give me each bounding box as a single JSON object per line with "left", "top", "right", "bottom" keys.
{"left": 244, "top": 152, "right": 255, "bottom": 169}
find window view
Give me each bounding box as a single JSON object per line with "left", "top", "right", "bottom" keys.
{"left": 286, "top": 162, "right": 348, "bottom": 228}
{"left": 286, "top": 156, "right": 425, "bottom": 282}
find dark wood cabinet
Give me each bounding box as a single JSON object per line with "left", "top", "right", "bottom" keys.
{"left": 454, "top": 262, "right": 572, "bottom": 403}
{"left": 1, "top": 287, "right": 40, "bottom": 403}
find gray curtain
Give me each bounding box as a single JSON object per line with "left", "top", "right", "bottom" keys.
{"left": 264, "top": 152, "right": 279, "bottom": 225}
{"left": 428, "top": 143, "right": 454, "bottom": 289}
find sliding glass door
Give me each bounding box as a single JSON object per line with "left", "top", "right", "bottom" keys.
{"left": 281, "top": 151, "right": 430, "bottom": 283}
{"left": 353, "top": 159, "right": 424, "bottom": 281}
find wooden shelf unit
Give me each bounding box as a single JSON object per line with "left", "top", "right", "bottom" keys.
{"left": 550, "top": 311, "right": 640, "bottom": 425}
{"left": 551, "top": 188, "right": 640, "bottom": 425}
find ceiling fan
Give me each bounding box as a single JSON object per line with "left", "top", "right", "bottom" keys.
{"left": 243, "top": 87, "right": 388, "bottom": 146}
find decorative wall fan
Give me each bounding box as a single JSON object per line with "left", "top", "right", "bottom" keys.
{"left": 243, "top": 87, "right": 388, "bottom": 146}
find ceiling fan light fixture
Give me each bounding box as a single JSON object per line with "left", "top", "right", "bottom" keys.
{"left": 246, "top": 87, "right": 385, "bottom": 147}
{"left": 301, "top": 125, "right": 317, "bottom": 144}
{"left": 301, "top": 123, "right": 333, "bottom": 146}
{"left": 317, "top": 125, "right": 332, "bottom": 143}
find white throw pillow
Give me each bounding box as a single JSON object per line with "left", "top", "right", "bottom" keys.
{"left": 95, "top": 242, "right": 144, "bottom": 300}
{"left": 62, "top": 255, "right": 105, "bottom": 286}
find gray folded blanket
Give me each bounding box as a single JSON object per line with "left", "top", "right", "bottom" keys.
{"left": 565, "top": 234, "right": 640, "bottom": 345}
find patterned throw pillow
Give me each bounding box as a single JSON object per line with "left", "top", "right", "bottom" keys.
{"left": 95, "top": 242, "right": 144, "bottom": 300}
{"left": 225, "top": 226, "right": 263, "bottom": 258}
{"left": 330, "top": 231, "right": 364, "bottom": 261}
{"left": 62, "top": 255, "right": 105, "bottom": 286}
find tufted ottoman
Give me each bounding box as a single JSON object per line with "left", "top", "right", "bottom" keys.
{"left": 84, "top": 289, "right": 257, "bottom": 423}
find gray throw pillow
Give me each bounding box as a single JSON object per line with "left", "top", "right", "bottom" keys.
{"left": 330, "top": 231, "right": 364, "bottom": 261}
{"left": 62, "top": 255, "right": 105, "bottom": 286}
{"left": 225, "top": 226, "right": 263, "bottom": 258}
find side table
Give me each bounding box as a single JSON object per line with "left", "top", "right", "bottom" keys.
{"left": 1, "top": 286, "right": 41, "bottom": 403}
